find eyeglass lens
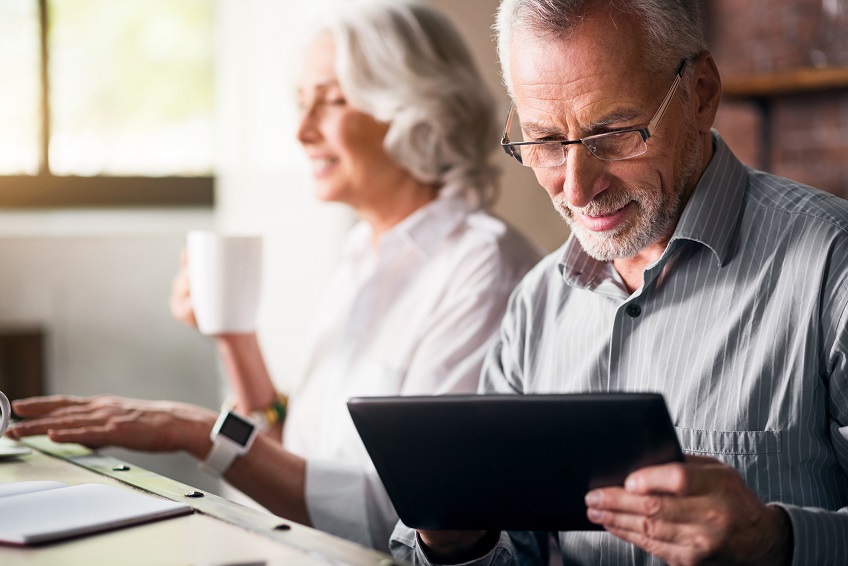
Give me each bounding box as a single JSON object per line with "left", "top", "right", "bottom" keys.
{"left": 507, "top": 121, "right": 648, "bottom": 167}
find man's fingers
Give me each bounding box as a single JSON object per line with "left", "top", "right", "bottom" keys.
{"left": 622, "top": 457, "right": 725, "bottom": 496}
{"left": 606, "top": 526, "right": 710, "bottom": 566}
{"left": 586, "top": 489, "right": 713, "bottom": 527}
{"left": 684, "top": 454, "right": 717, "bottom": 465}
{"left": 587, "top": 496, "right": 714, "bottom": 536}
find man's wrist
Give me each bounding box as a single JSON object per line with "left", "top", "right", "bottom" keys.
{"left": 417, "top": 530, "right": 500, "bottom": 564}
{"left": 762, "top": 505, "right": 793, "bottom": 566}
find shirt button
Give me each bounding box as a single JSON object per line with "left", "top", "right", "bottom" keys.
{"left": 626, "top": 304, "right": 642, "bottom": 318}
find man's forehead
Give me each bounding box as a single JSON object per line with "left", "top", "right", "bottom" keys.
{"left": 510, "top": 42, "right": 644, "bottom": 108}
{"left": 510, "top": 33, "right": 642, "bottom": 82}
{"left": 507, "top": 6, "right": 647, "bottom": 89}
{"left": 507, "top": 21, "right": 653, "bottom": 116}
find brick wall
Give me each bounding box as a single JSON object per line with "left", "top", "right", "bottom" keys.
{"left": 707, "top": 0, "right": 848, "bottom": 199}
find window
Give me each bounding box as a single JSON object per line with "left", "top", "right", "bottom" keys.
{"left": 0, "top": 0, "right": 214, "bottom": 207}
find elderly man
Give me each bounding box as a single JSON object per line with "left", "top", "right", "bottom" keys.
{"left": 390, "top": 0, "right": 848, "bottom": 565}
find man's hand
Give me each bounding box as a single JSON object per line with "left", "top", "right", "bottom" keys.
{"left": 585, "top": 455, "right": 792, "bottom": 565}
{"left": 7, "top": 395, "right": 217, "bottom": 459}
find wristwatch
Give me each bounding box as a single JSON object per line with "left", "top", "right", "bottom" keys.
{"left": 221, "top": 392, "right": 288, "bottom": 433}
{"left": 201, "top": 410, "right": 258, "bottom": 477}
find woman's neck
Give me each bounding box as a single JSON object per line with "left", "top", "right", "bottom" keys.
{"left": 360, "top": 177, "right": 440, "bottom": 246}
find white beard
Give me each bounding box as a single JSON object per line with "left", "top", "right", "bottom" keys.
{"left": 556, "top": 123, "right": 702, "bottom": 261}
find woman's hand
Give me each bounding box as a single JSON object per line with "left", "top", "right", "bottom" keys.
{"left": 169, "top": 249, "right": 198, "bottom": 329}
{"left": 7, "top": 395, "right": 217, "bottom": 459}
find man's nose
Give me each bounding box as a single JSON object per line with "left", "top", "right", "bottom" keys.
{"left": 562, "top": 145, "right": 608, "bottom": 209}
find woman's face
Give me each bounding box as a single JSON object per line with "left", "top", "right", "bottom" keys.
{"left": 296, "top": 35, "right": 406, "bottom": 210}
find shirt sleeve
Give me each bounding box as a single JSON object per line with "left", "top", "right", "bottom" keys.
{"left": 306, "top": 236, "right": 539, "bottom": 551}
{"left": 780, "top": 263, "right": 848, "bottom": 565}
{"left": 398, "top": 238, "right": 536, "bottom": 396}
{"left": 477, "top": 258, "right": 549, "bottom": 395}
{"left": 389, "top": 271, "right": 551, "bottom": 565}
{"left": 774, "top": 503, "right": 848, "bottom": 565}
{"left": 305, "top": 459, "right": 397, "bottom": 552}
{"left": 772, "top": 237, "right": 848, "bottom": 565}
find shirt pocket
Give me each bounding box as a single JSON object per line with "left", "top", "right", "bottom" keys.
{"left": 674, "top": 426, "right": 783, "bottom": 500}
{"left": 675, "top": 427, "right": 782, "bottom": 456}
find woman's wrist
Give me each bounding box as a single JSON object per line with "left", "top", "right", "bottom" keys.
{"left": 170, "top": 402, "right": 218, "bottom": 460}
{"left": 215, "top": 332, "right": 259, "bottom": 349}
{"left": 214, "top": 333, "right": 278, "bottom": 413}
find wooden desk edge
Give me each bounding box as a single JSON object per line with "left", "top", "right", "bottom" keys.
{"left": 18, "top": 436, "right": 408, "bottom": 566}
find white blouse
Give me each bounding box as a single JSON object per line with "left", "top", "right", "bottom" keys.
{"left": 282, "top": 193, "right": 542, "bottom": 551}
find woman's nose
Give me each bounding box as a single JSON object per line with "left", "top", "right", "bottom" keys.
{"left": 296, "top": 104, "right": 320, "bottom": 145}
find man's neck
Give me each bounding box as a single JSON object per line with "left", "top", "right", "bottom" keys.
{"left": 612, "top": 252, "right": 665, "bottom": 294}
{"left": 612, "top": 240, "right": 669, "bottom": 294}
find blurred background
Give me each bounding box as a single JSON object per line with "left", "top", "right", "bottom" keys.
{"left": 0, "top": 0, "right": 845, "bottom": 495}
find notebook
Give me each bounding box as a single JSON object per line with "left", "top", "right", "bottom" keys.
{"left": 348, "top": 393, "right": 683, "bottom": 531}
{"left": 0, "top": 481, "right": 192, "bottom": 545}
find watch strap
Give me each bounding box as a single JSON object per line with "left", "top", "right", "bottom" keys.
{"left": 220, "top": 392, "right": 288, "bottom": 433}
{"left": 201, "top": 410, "right": 257, "bottom": 477}
{"left": 201, "top": 437, "right": 240, "bottom": 477}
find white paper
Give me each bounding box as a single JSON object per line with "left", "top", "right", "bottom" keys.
{"left": 0, "top": 482, "right": 191, "bottom": 545}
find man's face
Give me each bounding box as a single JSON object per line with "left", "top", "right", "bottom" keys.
{"left": 509, "top": 12, "right": 702, "bottom": 261}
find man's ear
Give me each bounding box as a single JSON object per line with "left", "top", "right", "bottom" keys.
{"left": 690, "top": 51, "right": 722, "bottom": 134}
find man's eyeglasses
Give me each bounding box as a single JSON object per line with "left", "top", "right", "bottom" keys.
{"left": 500, "top": 59, "right": 688, "bottom": 168}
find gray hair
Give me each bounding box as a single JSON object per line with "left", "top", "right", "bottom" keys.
{"left": 495, "top": 0, "right": 707, "bottom": 97}
{"left": 313, "top": 0, "right": 500, "bottom": 207}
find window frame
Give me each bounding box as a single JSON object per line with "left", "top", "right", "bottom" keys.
{"left": 0, "top": 0, "right": 214, "bottom": 209}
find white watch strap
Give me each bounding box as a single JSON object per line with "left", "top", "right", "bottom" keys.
{"left": 202, "top": 438, "right": 240, "bottom": 477}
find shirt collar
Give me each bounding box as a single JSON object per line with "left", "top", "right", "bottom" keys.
{"left": 670, "top": 132, "right": 747, "bottom": 268}
{"left": 344, "top": 191, "right": 479, "bottom": 262}
{"left": 559, "top": 131, "right": 749, "bottom": 289}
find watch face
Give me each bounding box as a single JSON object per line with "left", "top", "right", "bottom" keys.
{"left": 219, "top": 413, "right": 255, "bottom": 446}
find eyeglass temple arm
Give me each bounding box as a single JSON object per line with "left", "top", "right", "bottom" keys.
{"left": 647, "top": 59, "right": 688, "bottom": 134}
{"left": 501, "top": 104, "right": 515, "bottom": 145}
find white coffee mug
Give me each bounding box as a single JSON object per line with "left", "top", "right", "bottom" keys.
{"left": 0, "top": 390, "right": 10, "bottom": 438}
{"left": 186, "top": 231, "right": 263, "bottom": 335}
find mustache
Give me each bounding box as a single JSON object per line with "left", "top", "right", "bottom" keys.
{"left": 562, "top": 190, "right": 635, "bottom": 217}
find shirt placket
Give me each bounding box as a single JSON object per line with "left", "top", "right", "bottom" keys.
{"left": 606, "top": 246, "right": 680, "bottom": 391}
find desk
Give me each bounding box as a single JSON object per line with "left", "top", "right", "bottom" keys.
{"left": 0, "top": 437, "right": 403, "bottom": 566}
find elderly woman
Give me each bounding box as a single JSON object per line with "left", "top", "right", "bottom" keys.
{"left": 8, "top": 0, "right": 540, "bottom": 552}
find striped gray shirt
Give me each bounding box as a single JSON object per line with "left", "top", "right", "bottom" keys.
{"left": 391, "top": 134, "right": 848, "bottom": 565}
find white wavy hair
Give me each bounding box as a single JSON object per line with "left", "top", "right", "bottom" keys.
{"left": 309, "top": 0, "right": 500, "bottom": 207}
{"left": 495, "top": 0, "right": 707, "bottom": 98}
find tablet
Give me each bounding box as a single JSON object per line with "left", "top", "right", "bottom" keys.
{"left": 347, "top": 393, "right": 683, "bottom": 531}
